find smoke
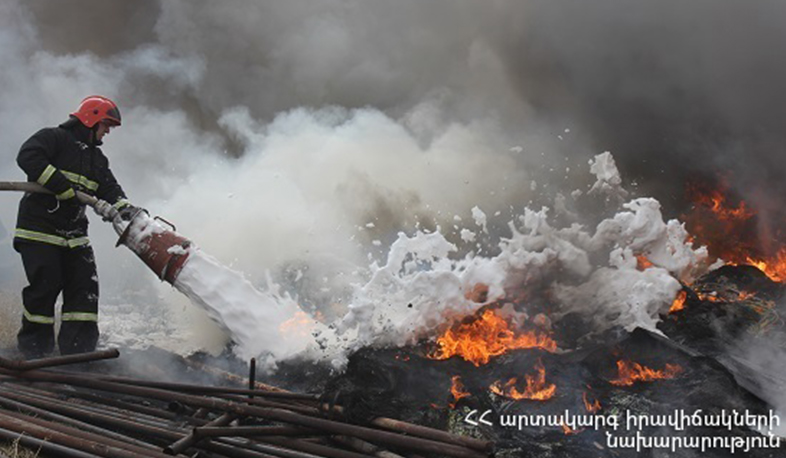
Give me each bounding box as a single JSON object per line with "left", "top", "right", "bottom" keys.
{"left": 1, "top": 1, "right": 786, "bottom": 362}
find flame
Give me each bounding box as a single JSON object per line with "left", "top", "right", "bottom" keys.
{"left": 610, "top": 360, "right": 683, "bottom": 386}
{"left": 636, "top": 255, "right": 654, "bottom": 271}
{"left": 744, "top": 248, "right": 786, "bottom": 282}
{"left": 696, "top": 292, "right": 722, "bottom": 302}
{"left": 430, "top": 309, "right": 557, "bottom": 366}
{"left": 669, "top": 290, "right": 687, "bottom": 313}
{"left": 278, "top": 310, "right": 314, "bottom": 337}
{"left": 684, "top": 181, "right": 786, "bottom": 282}
{"left": 450, "top": 376, "right": 471, "bottom": 406}
{"left": 695, "top": 290, "right": 755, "bottom": 303}
{"left": 583, "top": 390, "right": 601, "bottom": 413}
{"left": 490, "top": 359, "right": 556, "bottom": 401}
{"left": 561, "top": 423, "right": 583, "bottom": 435}
{"left": 694, "top": 187, "right": 755, "bottom": 221}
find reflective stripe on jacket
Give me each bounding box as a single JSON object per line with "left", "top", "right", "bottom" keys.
{"left": 15, "top": 118, "right": 127, "bottom": 243}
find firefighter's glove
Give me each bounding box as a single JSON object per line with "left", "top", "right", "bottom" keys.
{"left": 92, "top": 199, "right": 116, "bottom": 222}
{"left": 118, "top": 204, "right": 143, "bottom": 221}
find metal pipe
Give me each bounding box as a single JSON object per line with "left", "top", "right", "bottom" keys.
{"left": 0, "top": 369, "right": 488, "bottom": 458}
{"left": 2, "top": 383, "right": 192, "bottom": 433}
{"left": 194, "top": 426, "right": 320, "bottom": 438}
{"left": 193, "top": 407, "right": 211, "bottom": 419}
{"left": 369, "top": 417, "right": 492, "bottom": 453}
{"left": 165, "top": 412, "right": 237, "bottom": 456}
{"left": 221, "top": 395, "right": 320, "bottom": 415}
{"left": 321, "top": 404, "right": 492, "bottom": 452}
{"left": 0, "top": 409, "right": 175, "bottom": 458}
{"left": 249, "top": 358, "right": 256, "bottom": 401}
{"left": 0, "top": 383, "right": 276, "bottom": 458}
{"left": 0, "top": 387, "right": 160, "bottom": 450}
{"left": 0, "top": 386, "right": 190, "bottom": 442}
{"left": 0, "top": 424, "right": 103, "bottom": 458}
{"left": 93, "top": 374, "right": 319, "bottom": 401}
{"left": 330, "top": 437, "right": 406, "bottom": 458}
{"left": 182, "top": 359, "right": 290, "bottom": 394}
{"left": 211, "top": 438, "right": 328, "bottom": 458}
{"left": 255, "top": 437, "right": 373, "bottom": 458}
{"left": 169, "top": 401, "right": 197, "bottom": 416}
{"left": 0, "top": 348, "right": 120, "bottom": 371}
{"left": 4, "top": 380, "right": 202, "bottom": 425}
{"left": 46, "top": 385, "right": 210, "bottom": 425}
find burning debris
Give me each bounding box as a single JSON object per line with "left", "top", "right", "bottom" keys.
{"left": 684, "top": 179, "right": 786, "bottom": 283}
{"left": 490, "top": 358, "right": 556, "bottom": 401}
{"left": 429, "top": 308, "right": 557, "bottom": 367}
{"left": 310, "top": 157, "right": 786, "bottom": 457}
{"left": 5, "top": 153, "right": 786, "bottom": 458}
{"left": 608, "top": 360, "right": 683, "bottom": 387}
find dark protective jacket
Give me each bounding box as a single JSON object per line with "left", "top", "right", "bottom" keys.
{"left": 14, "top": 118, "right": 128, "bottom": 248}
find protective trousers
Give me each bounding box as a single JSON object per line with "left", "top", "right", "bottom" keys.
{"left": 15, "top": 241, "right": 99, "bottom": 358}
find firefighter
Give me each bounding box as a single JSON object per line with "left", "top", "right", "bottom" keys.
{"left": 14, "top": 96, "right": 139, "bottom": 358}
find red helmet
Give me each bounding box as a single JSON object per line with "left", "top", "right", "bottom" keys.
{"left": 71, "top": 96, "right": 122, "bottom": 128}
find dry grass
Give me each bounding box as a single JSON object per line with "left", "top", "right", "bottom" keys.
{"left": 0, "top": 289, "right": 21, "bottom": 349}
{"left": 0, "top": 437, "right": 41, "bottom": 458}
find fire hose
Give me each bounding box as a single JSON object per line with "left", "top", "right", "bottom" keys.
{"left": 0, "top": 181, "right": 191, "bottom": 285}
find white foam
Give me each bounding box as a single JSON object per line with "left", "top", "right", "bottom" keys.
{"left": 173, "top": 248, "right": 324, "bottom": 365}
{"left": 588, "top": 151, "right": 628, "bottom": 200}
{"left": 107, "top": 152, "right": 709, "bottom": 364}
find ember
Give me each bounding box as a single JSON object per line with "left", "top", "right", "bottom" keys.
{"left": 695, "top": 290, "right": 755, "bottom": 303}
{"left": 429, "top": 309, "right": 557, "bottom": 366}
{"left": 636, "top": 254, "right": 654, "bottom": 271}
{"left": 669, "top": 290, "right": 687, "bottom": 313}
{"left": 560, "top": 422, "right": 583, "bottom": 435}
{"left": 582, "top": 390, "right": 601, "bottom": 413}
{"left": 490, "top": 358, "right": 556, "bottom": 401}
{"left": 450, "top": 375, "right": 471, "bottom": 406}
{"left": 610, "top": 360, "right": 683, "bottom": 386}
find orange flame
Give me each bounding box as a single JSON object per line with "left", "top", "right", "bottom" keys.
{"left": 583, "top": 391, "right": 601, "bottom": 413}
{"left": 610, "top": 360, "right": 683, "bottom": 386}
{"left": 450, "top": 376, "right": 471, "bottom": 406}
{"left": 490, "top": 359, "right": 556, "bottom": 401}
{"left": 696, "top": 292, "right": 721, "bottom": 302}
{"left": 561, "top": 423, "right": 583, "bottom": 435}
{"left": 278, "top": 310, "right": 314, "bottom": 337}
{"left": 694, "top": 188, "right": 755, "bottom": 221}
{"left": 429, "top": 309, "right": 557, "bottom": 366}
{"left": 744, "top": 248, "right": 786, "bottom": 283}
{"left": 669, "top": 290, "right": 687, "bottom": 313}
{"left": 684, "top": 181, "right": 786, "bottom": 283}
{"left": 636, "top": 255, "right": 654, "bottom": 271}
{"left": 694, "top": 290, "right": 755, "bottom": 303}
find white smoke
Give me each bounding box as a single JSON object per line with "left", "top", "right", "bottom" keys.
{"left": 0, "top": 0, "right": 555, "bottom": 354}
{"left": 0, "top": 1, "right": 781, "bottom": 383}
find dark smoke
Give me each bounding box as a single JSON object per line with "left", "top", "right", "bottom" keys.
{"left": 24, "top": 1, "right": 786, "bottom": 210}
